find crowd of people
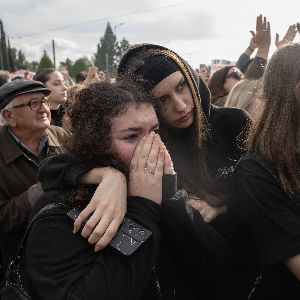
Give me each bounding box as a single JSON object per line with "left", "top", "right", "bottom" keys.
{"left": 0, "top": 14, "right": 299, "bottom": 300}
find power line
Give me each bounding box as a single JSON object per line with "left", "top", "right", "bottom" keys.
{"left": 17, "top": 4, "right": 184, "bottom": 38}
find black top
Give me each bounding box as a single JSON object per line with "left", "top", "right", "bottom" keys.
{"left": 26, "top": 175, "right": 228, "bottom": 299}
{"left": 227, "top": 151, "right": 300, "bottom": 299}
{"left": 50, "top": 105, "right": 65, "bottom": 127}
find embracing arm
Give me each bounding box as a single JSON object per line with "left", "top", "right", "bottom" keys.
{"left": 26, "top": 196, "right": 161, "bottom": 300}
{"left": 39, "top": 154, "right": 127, "bottom": 250}
{"left": 39, "top": 153, "right": 95, "bottom": 191}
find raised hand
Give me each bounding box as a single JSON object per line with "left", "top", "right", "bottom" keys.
{"left": 83, "top": 66, "right": 100, "bottom": 86}
{"left": 249, "top": 30, "right": 258, "bottom": 52}
{"left": 275, "top": 24, "right": 297, "bottom": 48}
{"left": 129, "top": 132, "right": 165, "bottom": 205}
{"left": 255, "top": 15, "right": 271, "bottom": 55}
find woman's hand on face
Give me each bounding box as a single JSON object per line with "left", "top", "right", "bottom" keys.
{"left": 129, "top": 132, "right": 165, "bottom": 205}
{"left": 73, "top": 168, "right": 127, "bottom": 252}
{"left": 161, "top": 145, "right": 175, "bottom": 175}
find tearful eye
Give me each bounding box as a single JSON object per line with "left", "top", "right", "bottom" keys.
{"left": 124, "top": 135, "right": 141, "bottom": 142}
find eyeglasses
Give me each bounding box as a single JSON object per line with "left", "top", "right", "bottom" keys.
{"left": 12, "top": 96, "right": 51, "bottom": 111}
{"left": 225, "top": 69, "right": 244, "bottom": 80}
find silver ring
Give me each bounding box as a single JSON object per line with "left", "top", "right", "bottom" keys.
{"left": 144, "top": 164, "right": 154, "bottom": 174}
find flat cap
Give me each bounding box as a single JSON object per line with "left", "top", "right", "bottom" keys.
{"left": 0, "top": 79, "right": 51, "bottom": 110}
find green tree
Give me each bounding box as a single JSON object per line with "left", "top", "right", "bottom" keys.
{"left": 38, "top": 50, "right": 54, "bottom": 70}
{"left": 70, "top": 56, "right": 92, "bottom": 78}
{"left": 7, "top": 37, "right": 16, "bottom": 72}
{"left": 0, "top": 19, "right": 9, "bottom": 70}
{"left": 28, "top": 61, "right": 39, "bottom": 72}
{"left": 116, "top": 37, "right": 130, "bottom": 65}
{"left": 16, "top": 49, "right": 28, "bottom": 69}
{"left": 60, "top": 58, "right": 73, "bottom": 77}
{"left": 94, "top": 22, "right": 118, "bottom": 75}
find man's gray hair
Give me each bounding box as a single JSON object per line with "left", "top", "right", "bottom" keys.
{"left": 0, "top": 101, "right": 14, "bottom": 125}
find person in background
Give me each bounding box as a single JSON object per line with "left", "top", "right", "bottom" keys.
{"left": 62, "top": 84, "right": 83, "bottom": 132}
{"left": 237, "top": 16, "right": 297, "bottom": 79}
{"left": 208, "top": 14, "right": 271, "bottom": 107}
{"left": 224, "top": 79, "right": 263, "bottom": 119}
{"left": 208, "top": 65, "right": 244, "bottom": 107}
{"left": 75, "top": 71, "right": 87, "bottom": 84}
{"left": 228, "top": 42, "right": 300, "bottom": 299}
{"left": 26, "top": 80, "right": 225, "bottom": 300}
{"left": 0, "top": 70, "right": 11, "bottom": 87}
{"left": 33, "top": 68, "right": 67, "bottom": 127}
{"left": 98, "top": 70, "right": 106, "bottom": 82}
{"left": 38, "top": 43, "right": 252, "bottom": 298}
{"left": 0, "top": 79, "right": 66, "bottom": 277}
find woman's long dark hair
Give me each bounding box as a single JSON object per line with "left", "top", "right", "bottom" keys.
{"left": 249, "top": 43, "right": 300, "bottom": 196}
{"left": 33, "top": 68, "right": 56, "bottom": 84}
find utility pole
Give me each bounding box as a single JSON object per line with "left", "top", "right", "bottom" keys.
{"left": 52, "top": 39, "right": 56, "bottom": 68}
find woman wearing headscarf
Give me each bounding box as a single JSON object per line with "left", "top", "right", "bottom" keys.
{"left": 40, "top": 44, "right": 253, "bottom": 298}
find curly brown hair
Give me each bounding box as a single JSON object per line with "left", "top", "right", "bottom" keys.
{"left": 249, "top": 43, "right": 300, "bottom": 196}
{"left": 64, "top": 80, "right": 157, "bottom": 173}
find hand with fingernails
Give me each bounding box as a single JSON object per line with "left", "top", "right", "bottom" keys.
{"left": 129, "top": 132, "right": 167, "bottom": 205}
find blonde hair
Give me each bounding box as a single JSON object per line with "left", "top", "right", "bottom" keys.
{"left": 225, "top": 79, "right": 261, "bottom": 110}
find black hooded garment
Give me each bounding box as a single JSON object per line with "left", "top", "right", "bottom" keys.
{"left": 33, "top": 44, "right": 255, "bottom": 299}
{"left": 41, "top": 43, "right": 252, "bottom": 197}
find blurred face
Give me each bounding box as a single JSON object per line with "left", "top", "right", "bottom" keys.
{"left": 223, "top": 67, "right": 244, "bottom": 93}
{"left": 8, "top": 92, "right": 51, "bottom": 132}
{"left": 152, "top": 71, "right": 194, "bottom": 129}
{"left": 111, "top": 103, "right": 159, "bottom": 168}
{"left": 45, "top": 70, "right": 67, "bottom": 108}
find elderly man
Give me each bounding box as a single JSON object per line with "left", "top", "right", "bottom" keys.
{"left": 0, "top": 79, "right": 66, "bottom": 275}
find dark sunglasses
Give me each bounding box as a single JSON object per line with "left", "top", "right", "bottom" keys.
{"left": 225, "top": 69, "right": 244, "bottom": 80}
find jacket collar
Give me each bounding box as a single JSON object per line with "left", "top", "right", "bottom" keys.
{"left": 0, "top": 126, "right": 60, "bottom": 165}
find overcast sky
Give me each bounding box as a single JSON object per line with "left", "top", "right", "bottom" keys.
{"left": 1, "top": 0, "right": 300, "bottom": 69}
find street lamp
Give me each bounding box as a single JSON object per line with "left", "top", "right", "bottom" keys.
{"left": 114, "top": 22, "right": 125, "bottom": 36}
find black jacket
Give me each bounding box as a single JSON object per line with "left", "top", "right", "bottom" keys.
{"left": 26, "top": 181, "right": 227, "bottom": 300}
